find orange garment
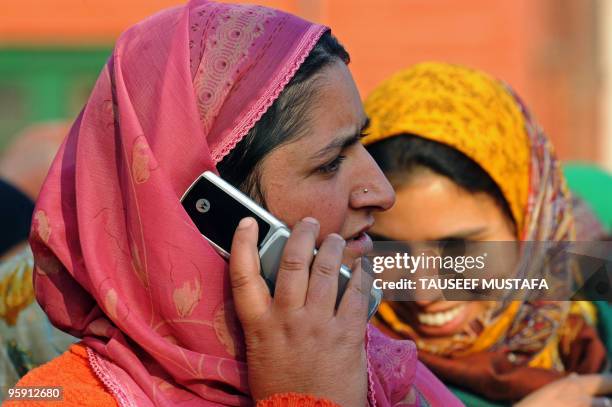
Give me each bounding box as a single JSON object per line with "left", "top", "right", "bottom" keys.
{"left": 5, "top": 344, "right": 117, "bottom": 406}
{"left": 6, "top": 344, "right": 339, "bottom": 406}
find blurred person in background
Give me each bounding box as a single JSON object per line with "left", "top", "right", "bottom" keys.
{"left": 0, "top": 121, "right": 71, "bottom": 201}
{"left": 0, "top": 121, "right": 76, "bottom": 398}
{"left": 364, "top": 62, "right": 612, "bottom": 407}
{"left": 0, "top": 179, "right": 33, "bottom": 257}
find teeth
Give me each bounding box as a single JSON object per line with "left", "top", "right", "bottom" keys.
{"left": 417, "top": 305, "right": 465, "bottom": 326}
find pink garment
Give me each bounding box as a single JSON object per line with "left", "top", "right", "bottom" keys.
{"left": 30, "top": 1, "right": 461, "bottom": 406}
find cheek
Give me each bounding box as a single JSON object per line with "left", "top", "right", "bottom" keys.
{"left": 308, "top": 201, "right": 347, "bottom": 240}
{"left": 462, "top": 301, "right": 494, "bottom": 329}
{"left": 266, "top": 181, "right": 349, "bottom": 241}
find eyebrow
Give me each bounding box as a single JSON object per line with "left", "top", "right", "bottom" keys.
{"left": 369, "top": 227, "right": 487, "bottom": 243}
{"left": 435, "top": 227, "right": 488, "bottom": 241}
{"left": 311, "top": 117, "right": 370, "bottom": 161}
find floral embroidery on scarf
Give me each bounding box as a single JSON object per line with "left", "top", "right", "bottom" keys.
{"left": 132, "top": 136, "right": 153, "bottom": 184}
{"left": 129, "top": 238, "right": 147, "bottom": 288}
{"left": 172, "top": 279, "right": 202, "bottom": 318}
{"left": 213, "top": 301, "right": 245, "bottom": 358}
{"left": 34, "top": 210, "right": 51, "bottom": 243}
{"left": 104, "top": 289, "right": 119, "bottom": 320}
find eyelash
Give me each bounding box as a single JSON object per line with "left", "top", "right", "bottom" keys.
{"left": 358, "top": 131, "right": 370, "bottom": 140}
{"left": 316, "top": 131, "right": 368, "bottom": 175}
{"left": 318, "top": 155, "right": 347, "bottom": 174}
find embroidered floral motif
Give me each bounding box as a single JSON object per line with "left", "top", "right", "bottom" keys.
{"left": 105, "top": 289, "right": 118, "bottom": 320}
{"left": 34, "top": 210, "right": 51, "bottom": 243}
{"left": 213, "top": 301, "right": 245, "bottom": 358}
{"left": 173, "top": 279, "right": 202, "bottom": 318}
{"left": 132, "top": 136, "right": 152, "bottom": 184}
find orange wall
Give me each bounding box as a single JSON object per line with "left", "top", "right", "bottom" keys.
{"left": 0, "top": 0, "right": 534, "bottom": 94}
{"left": 0, "top": 0, "right": 601, "bottom": 162}
{"left": 1, "top": 0, "right": 182, "bottom": 45}
{"left": 324, "top": 0, "right": 533, "bottom": 96}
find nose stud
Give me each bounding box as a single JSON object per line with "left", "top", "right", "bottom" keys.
{"left": 363, "top": 188, "right": 369, "bottom": 194}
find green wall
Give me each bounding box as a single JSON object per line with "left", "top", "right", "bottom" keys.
{"left": 0, "top": 48, "right": 111, "bottom": 150}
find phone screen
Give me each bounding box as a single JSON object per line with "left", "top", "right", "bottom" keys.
{"left": 182, "top": 176, "right": 271, "bottom": 252}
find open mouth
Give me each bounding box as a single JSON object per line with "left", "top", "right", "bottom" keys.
{"left": 347, "top": 231, "right": 366, "bottom": 242}
{"left": 345, "top": 231, "right": 373, "bottom": 257}
{"left": 416, "top": 304, "right": 466, "bottom": 326}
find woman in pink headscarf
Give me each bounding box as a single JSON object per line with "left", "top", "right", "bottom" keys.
{"left": 10, "top": 1, "right": 461, "bottom": 406}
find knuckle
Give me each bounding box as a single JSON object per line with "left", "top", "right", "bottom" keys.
{"left": 314, "top": 261, "right": 339, "bottom": 278}
{"left": 229, "top": 272, "right": 251, "bottom": 290}
{"left": 308, "top": 323, "right": 325, "bottom": 339}
{"left": 349, "top": 280, "right": 370, "bottom": 299}
{"left": 280, "top": 318, "right": 304, "bottom": 339}
{"left": 333, "top": 322, "right": 362, "bottom": 345}
{"left": 279, "top": 255, "right": 307, "bottom": 272}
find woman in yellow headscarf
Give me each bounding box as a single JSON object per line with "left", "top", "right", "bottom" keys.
{"left": 363, "top": 62, "right": 611, "bottom": 406}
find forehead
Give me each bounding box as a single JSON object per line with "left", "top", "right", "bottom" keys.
{"left": 284, "top": 61, "right": 365, "bottom": 154}
{"left": 373, "top": 171, "right": 498, "bottom": 240}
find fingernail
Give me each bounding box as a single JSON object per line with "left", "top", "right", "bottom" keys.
{"left": 238, "top": 217, "right": 255, "bottom": 229}
{"left": 302, "top": 217, "right": 319, "bottom": 225}
{"left": 328, "top": 233, "right": 346, "bottom": 245}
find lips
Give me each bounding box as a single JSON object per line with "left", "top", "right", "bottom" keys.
{"left": 345, "top": 231, "right": 373, "bottom": 257}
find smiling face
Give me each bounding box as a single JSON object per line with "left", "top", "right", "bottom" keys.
{"left": 258, "top": 61, "right": 395, "bottom": 265}
{"left": 371, "top": 168, "right": 517, "bottom": 339}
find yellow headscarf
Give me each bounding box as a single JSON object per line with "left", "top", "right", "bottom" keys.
{"left": 363, "top": 62, "right": 530, "bottom": 237}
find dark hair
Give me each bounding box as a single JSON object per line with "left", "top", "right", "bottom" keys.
{"left": 367, "top": 134, "right": 515, "bottom": 229}
{"left": 217, "top": 30, "right": 349, "bottom": 204}
{"left": 0, "top": 178, "right": 35, "bottom": 255}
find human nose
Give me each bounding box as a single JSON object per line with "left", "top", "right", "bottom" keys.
{"left": 350, "top": 146, "right": 395, "bottom": 211}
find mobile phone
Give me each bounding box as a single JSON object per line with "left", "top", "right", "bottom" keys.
{"left": 181, "top": 171, "right": 381, "bottom": 319}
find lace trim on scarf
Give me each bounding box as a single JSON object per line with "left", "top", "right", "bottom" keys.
{"left": 211, "top": 24, "right": 326, "bottom": 163}
{"left": 87, "top": 346, "right": 136, "bottom": 407}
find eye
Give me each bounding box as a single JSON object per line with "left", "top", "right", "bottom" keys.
{"left": 439, "top": 239, "right": 467, "bottom": 256}
{"left": 318, "top": 155, "right": 346, "bottom": 174}
{"left": 358, "top": 131, "right": 370, "bottom": 140}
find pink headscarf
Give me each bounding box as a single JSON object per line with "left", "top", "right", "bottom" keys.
{"left": 30, "top": 1, "right": 460, "bottom": 405}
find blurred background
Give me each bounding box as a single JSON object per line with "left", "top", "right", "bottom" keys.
{"left": 0, "top": 0, "right": 611, "bottom": 170}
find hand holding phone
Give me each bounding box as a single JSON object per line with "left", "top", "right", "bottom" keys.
{"left": 181, "top": 171, "right": 381, "bottom": 319}
{"left": 228, "top": 216, "right": 370, "bottom": 406}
